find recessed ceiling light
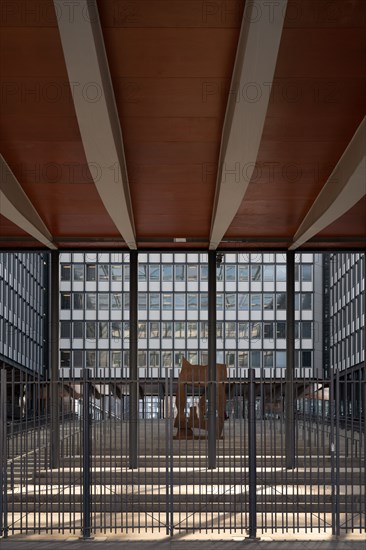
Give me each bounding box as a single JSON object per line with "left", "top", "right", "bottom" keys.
{"left": 174, "top": 238, "right": 187, "bottom": 243}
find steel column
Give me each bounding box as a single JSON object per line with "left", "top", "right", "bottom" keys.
{"left": 248, "top": 368, "right": 257, "bottom": 539}
{"left": 50, "top": 251, "right": 60, "bottom": 469}
{"left": 82, "top": 368, "right": 92, "bottom": 539}
{"left": 0, "top": 369, "right": 7, "bottom": 537}
{"left": 285, "top": 251, "right": 295, "bottom": 469}
{"left": 208, "top": 251, "right": 217, "bottom": 469}
{"left": 129, "top": 250, "right": 138, "bottom": 469}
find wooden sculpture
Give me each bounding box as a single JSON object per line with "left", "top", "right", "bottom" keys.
{"left": 174, "top": 358, "right": 227, "bottom": 439}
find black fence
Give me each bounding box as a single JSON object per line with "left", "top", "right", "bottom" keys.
{"left": 0, "top": 367, "right": 365, "bottom": 538}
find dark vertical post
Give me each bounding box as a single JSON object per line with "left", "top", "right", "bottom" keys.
{"left": 0, "top": 369, "right": 8, "bottom": 537}
{"left": 82, "top": 368, "right": 91, "bottom": 539}
{"left": 285, "top": 251, "right": 295, "bottom": 469}
{"left": 129, "top": 250, "right": 138, "bottom": 469}
{"left": 248, "top": 368, "right": 257, "bottom": 539}
{"left": 50, "top": 251, "right": 60, "bottom": 468}
{"left": 208, "top": 251, "right": 217, "bottom": 469}
{"left": 335, "top": 369, "right": 340, "bottom": 536}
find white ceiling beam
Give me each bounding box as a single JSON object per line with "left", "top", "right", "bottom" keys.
{"left": 290, "top": 117, "right": 366, "bottom": 250}
{"left": 209, "top": 0, "right": 288, "bottom": 250}
{"left": 0, "top": 155, "right": 57, "bottom": 249}
{"left": 54, "top": 0, "right": 137, "bottom": 249}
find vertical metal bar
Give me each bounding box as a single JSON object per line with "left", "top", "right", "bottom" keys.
{"left": 208, "top": 251, "right": 217, "bottom": 469}
{"left": 285, "top": 251, "right": 295, "bottom": 469}
{"left": 335, "top": 370, "right": 340, "bottom": 537}
{"left": 248, "top": 368, "right": 257, "bottom": 539}
{"left": 50, "top": 251, "right": 60, "bottom": 469}
{"left": 0, "top": 368, "right": 8, "bottom": 537}
{"left": 82, "top": 368, "right": 92, "bottom": 539}
{"left": 129, "top": 250, "right": 138, "bottom": 469}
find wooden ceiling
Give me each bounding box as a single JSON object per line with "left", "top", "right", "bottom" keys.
{"left": 0, "top": 0, "right": 365, "bottom": 250}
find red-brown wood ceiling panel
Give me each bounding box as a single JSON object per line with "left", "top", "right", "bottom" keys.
{"left": 98, "top": 0, "right": 245, "bottom": 240}
{"left": 226, "top": 0, "right": 366, "bottom": 248}
{"left": 0, "top": 1, "right": 121, "bottom": 245}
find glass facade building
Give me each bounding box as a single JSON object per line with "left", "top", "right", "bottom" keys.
{"left": 0, "top": 252, "right": 48, "bottom": 376}
{"left": 59, "top": 252, "right": 320, "bottom": 379}
{"left": 329, "top": 252, "right": 365, "bottom": 373}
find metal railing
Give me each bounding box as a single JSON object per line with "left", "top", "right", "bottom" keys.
{"left": 0, "top": 367, "right": 365, "bottom": 538}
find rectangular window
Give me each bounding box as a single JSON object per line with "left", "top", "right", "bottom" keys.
{"left": 86, "top": 265, "right": 96, "bottom": 281}
{"left": 99, "top": 321, "right": 108, "bottom": 339}
{"left": 73, "top": 321, "right": 83, "bottom": 339}
{"left": 61, "top": 265, "right": 71, "bottom": 281}
{"left": 188, "top": 322, "right": 198, "bottom": 338}
{"left": 238, "top": 322, "right": 249, "bottom": 339}
{"left": 73, "top": 293, "right": 84, "bottom": 310}
{"left": 111, "top": 265, "right": 122, "bottom": 281}
{"left": 225, "top": 322, "right": 236, "bottom": 338}
{"left": 73, "top": 350, "right": 83, "bottom": 368}
{"left": 301, "top": 293, "right": 312, "bottom": 310}
{"left": 61, "top": 350, "right": 71, "bottom": 368}
{"left": 238, "top": 351, "right": 249, "bottom": 368}
{"left": 263, "top": 322, "right": 273, "bottom": 340}
{"left": 138, "top": 292, "right": 147, "bottom": 310}
{"left": 200, "top": 293, "right": 208, "bottom": 310}
{"left": 174, "top": 294, "right": 185, "bottom": 310}
{"left": 162, "top": 293, "right": 172, "bottom": 310}
{"left": 250, "top": 351, "right": 260, "bottom": 368}
{"left": 86, "top": 322, "right": 96, "bottom": 340}
{"left": 98, "top": 264, "right": 109, "bottom": 281}
{"left": 225, "top": 294, "right": 236, "bottom": 310}
{"left": 225, "top": 265, "right": 236, "bottom": 281}
{"left": 111, "top": 321, "right": 122, "bottom": 339}
{"left": 162, "top": 265, "right": 173, "bottom": 281}
{"left": 149, "top": 264, "right": 160, "bottom": 281}
{"left": 61, "top": 293, "right": 71, "bottom": 309}
{"left": 238, "top": 293, "right": 249, "bottom": 310}
{"left": 276, "top": 265, "right": 286, "bottom": 282}
{"left": 276, "top": 351, "right": 286, "bottom": 368}
{"left": 138, "top": 351, "right": 147, "bottom": 367}
{"left": 251, "top": 294, "right": 261, "bottom": 310}
{"left": 187, "top": 265, "right": 198, "bottom": 281}
{"left": 238, "top": 266, "right": 249, "bottom": 281}
{"left": 99, "top": 350, "right": 108, "bottom": 368}
{"left": 200, "top": 321, "right": 208, "bottom": 339}
{"left": 138, "top": 322, "right": 147, "bottom": 338}
{"left": 263, "top": 265, "right": 274, "bottom": 281}
{"left": 263, "top": 351, "right": 273, "bottom": 367}
{"left": 150, "top": 351, "right": 160, "bottom": 368}
{"left": 112, "top": 351, "right": 122, "bottom": 368}
{"left": 226, "top": 352, "right": 235, "bottom": 367}
{"left": 175, "top": 322, "right": 185, "bottom": 338}
{"left": 162, "top": 321, "right": 172, "bottom": 338}
{"left": 175, "top": 265, "right": 185, "bottom": 282}
{"left": 150, "top": 322, "right": 159, "bottom": 338}
{"left": 276, "top": 322, "right": 286, "bottom": 339}
{"left": 86, "top": 293, "right": 96, "bottom": 310}
{"left": 251, "top": 322, "right": 261, "bottom": 340}
{"left": 60, "top": 321, "right": 71, "bottom": 339}
{"left": 216, "top": 322, "right": 223, "bottom": 338}
{"left": 302, "top": 321, "right": 312, "bottom": 339}
{"left": 123, "top": 265, "right": 130, "bottom": 282}
{"left": 138, "top": 265, "right": 147, "bottom": 281}
{"left": 216, "top": 293, "right": 223, "bottom": 310}
{"left": 263, "top": 294, "right": 274, "bottom": 309}
{"left": 251, "top": 265, "right": 261, "bottom": 281}
{"left": 99, "top": 294, "right": 109, "bottom": 310}
{"left": 301, "top": 264, "right": 312, "bottom": 282}
{"left": 276, "top": 293, "right": 286, "bottom": 310}
{"left": 111, "top": 293, "right": 122, "bottom": 309}
{"left": 162, "top": 351, "right": 172, "bottom": 368}
{"left": 86, "top": 351, "right": 96, "bottom": 368}
{"left": 73, "top": 264, "right": 84, "bottom": 281}
{"left": 200, "top": 265, "right": 208, "bottom": 281}
{"left": 149, "top": 293, "right": 160, "bottom": 310}
{"left": 187, "top": 293, "right": 198, "bottom": 310}
{"left": 302, "top": 351, "right": 312, "bottom": 368}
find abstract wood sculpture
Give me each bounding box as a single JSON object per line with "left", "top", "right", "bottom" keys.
{"left": 174, "top": 357, "right": 228, "bottom": 439}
